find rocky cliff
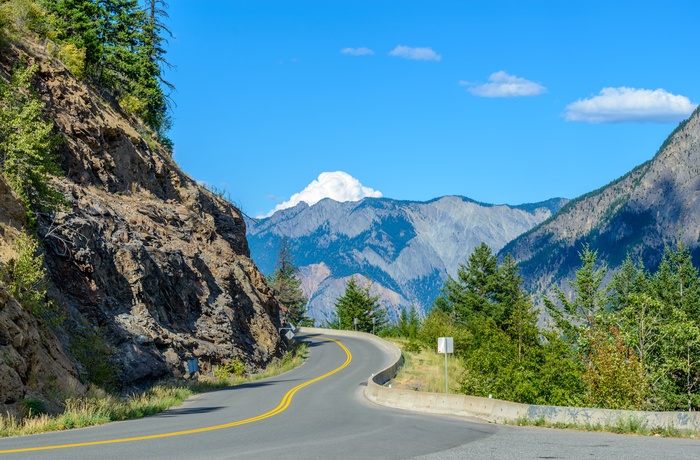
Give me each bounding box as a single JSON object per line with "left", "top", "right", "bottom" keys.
{"left": 502, "top": 106, "right": 700, "bottom": 296}
{"left": 0, "top": 40, "right": 284, "bottom": 404}
{"left": 0, "top": 176, "right": 81, "bottom": 414}
{"left": 247, "top": 196, "right": 566, "bottom": 322}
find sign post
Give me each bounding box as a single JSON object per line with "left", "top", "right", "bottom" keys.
{"left": 279, "top": 323, "right": 298, "bottom": 341}
{"left": 437, "top": 337, "right": 454, "bottom": 394}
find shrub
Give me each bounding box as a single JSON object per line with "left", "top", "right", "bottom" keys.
{"left": 5, "top": 231, "right": 60, "bottom": 322}
{"left": 214, "top": 357, "right": 246, "bottom": 381}
{"left": 18, "top": 397, "right": 46, "bottom": 419}
{"left": 118, "top": 94, "right": 147, "bottom": 119}
{"left": 69, "top": 326, "right": 120, "bottom": 391}
{"left": 58, "top": 42, "right": 86, "bottom": 80}
{"left": 0, "top": 0, "right": 50, "bottom": 39}
{"left": 0, "top": 62, "right": 65, "bottom": 225}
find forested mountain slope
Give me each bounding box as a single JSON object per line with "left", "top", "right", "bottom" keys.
{"left": 502, "top": 107, "right": 700, "bottom": 296}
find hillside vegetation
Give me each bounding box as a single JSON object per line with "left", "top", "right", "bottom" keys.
{"left": 0, "top": 0, "right": 285, "bottom": 420}
{"left": 387, "top": 240, "right": 700, "bottom": 412}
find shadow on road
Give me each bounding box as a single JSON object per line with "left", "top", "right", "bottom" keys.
{"left": 157, "top": 406, "right": 225, "bottom": 417}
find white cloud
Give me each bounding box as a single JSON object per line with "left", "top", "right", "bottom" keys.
{"left": 261, "top": 171, "right": 382, "bottom": 217}
{"left": 464, "top": 71, "right": 546, "bottom": 98}
{"left": 341, "top": 47, "right": 374, "bottom": 56}
{"left": 388, "top": 45, "right": 442, "bottom": 61}
{"left": 565, "top": 87, "right": 697, "bottom": 123}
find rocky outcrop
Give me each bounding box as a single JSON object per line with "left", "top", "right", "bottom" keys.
{"left": 247, "top": 196, "right": 566, "bottom": 322}
{"left": 0, "top": 41, "right": 284, "bottom": 394}
{"left": 0, "top": 176, "right": 81, "bottom": 411}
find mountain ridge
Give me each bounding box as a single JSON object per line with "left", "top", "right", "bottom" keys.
{"left": 247, "top": 195, "right": 567, "bottom": 322}
{"left": 501, "top": 106, "right": 700, "bottom": 297}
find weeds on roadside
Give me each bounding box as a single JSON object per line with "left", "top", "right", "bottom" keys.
{"left": 0, "top": 341, "right": 308, "bottom": 438}
{"left": 509, "top": 415, "right": 697, "bottom": 438}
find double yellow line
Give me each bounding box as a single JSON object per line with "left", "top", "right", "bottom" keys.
{"left": 0, "top": 337, "right": 352, "bottom": 455}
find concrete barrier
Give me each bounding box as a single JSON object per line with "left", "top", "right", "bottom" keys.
{"left": 299, "top": 327, "right": 700, "bottom": 432}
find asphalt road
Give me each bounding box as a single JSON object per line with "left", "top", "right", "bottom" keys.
{"left": 1, "top": 331, "right": 699, "bottom": 459}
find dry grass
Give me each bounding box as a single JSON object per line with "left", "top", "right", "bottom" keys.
{"left": 0, "top": 342, "right": 308, "bottom": 438}
{"left": 386, "top": 338, "right": 463, "bottom": 393}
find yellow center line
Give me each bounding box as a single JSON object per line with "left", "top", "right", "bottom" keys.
{"left": 0, "top": 337, "right": 352, "bottom": 455}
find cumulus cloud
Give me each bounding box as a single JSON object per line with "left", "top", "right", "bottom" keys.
{"left": 462, "top": 71, "right": 546, "bottom": 98}
{"left": 388, "top": 45, "right": 442, "bottom": 61}
{"left": 341, "top": 47, "right": 374, "bottom": 56}
{"left": 565, "top": 87, "right": 697, "bottom": 123}
{"left": 261, "top": 171, "right": 382, "bottom": 217}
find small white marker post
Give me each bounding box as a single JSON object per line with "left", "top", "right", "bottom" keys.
{"left": 437, "top": 337, "right": 454, "bottom": 394}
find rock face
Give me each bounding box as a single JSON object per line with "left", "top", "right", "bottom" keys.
{"left": 0, "top": 41, "right": 284, "bottom": 396}
{"left": 247, "top": 196, "right": 566, "bottom": 322}
{"left": 502, "top": 107, "right": 700, "bottom": 297}
{"left": 0, "top": 177, "right": 81, "bottom": 412}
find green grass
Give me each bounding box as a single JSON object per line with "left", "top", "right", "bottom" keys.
{"left": 386, "top": 338, "right": 463, "bottom": 393}
{"left": 0, "top": 342, "right": 308, "bottom": 438}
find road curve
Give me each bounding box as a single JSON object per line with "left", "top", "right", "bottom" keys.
{"left": 0, "top": 332, "right": 495, "bottom": 459}
{"left": 2, "top": 331, "right": 699, "bottom": 459}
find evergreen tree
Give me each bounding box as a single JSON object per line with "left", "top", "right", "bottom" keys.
{"left": 0, "top": 62, "right": 64, "bottom": 224}
{"left": 397, "top": 305, "right": 420, "bottom": 340}
{"left": 436, "top": 243, "right": 507, "bottom": 326}
{"left": 651, "top": 241, "right": 700, "bottom": 321}
{"left": 497, "top": 253, "right": 538, "bottom": 360}
{"left": 334, "top": 277, "right": 387, "bottom": 333}
{"left": 42, "top": 0, "right": 173, "bottom": 140}
{"left": 608, "top": 254, "right": 649, "bottom": 313}
{"left": 544, "top": 243, "right": 608, "bottom": 341}
{"left": 42, "top": 0, "right": 102, "bottom": 73}
{"left": 267, "top": 238, "right": 311, "bottom": 327}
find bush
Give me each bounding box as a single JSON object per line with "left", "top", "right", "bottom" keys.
{"left": 5, "top": 231, "right": 59, "bottom": 322}
{"left": 0, "top": 0, "right": 50, "bottom": 39}
{"left": 69, "top": 326, "right": 120, "bottom": 391}
{"left": 18, "top": 397, "right": 46, "bottom": 419}
{"left": 0, "top": 62, "right": 65, "bottom": 224}
{"left": 118, "top": 94, "right": 147, "bottom": 119}
{"left": 214, "top": 357, "right": 246, "bottom": 380}
{"left": 58, "top": 42, "right": 86, "bottom": 80}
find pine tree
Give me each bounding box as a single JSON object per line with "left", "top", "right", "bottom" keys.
{"left": 544, "top": 243, "right": 608, "bottom": 340}
{"left": 267, "top": 238, "right": 311, "bottom": 327}
{"left": 436, "top": 242, "right": 505, "bottom": 325}
{"left": 0, "top": 62, "right": 64, "bottom": 224}
{"left": 397, "top": 305, "right": 420, "bottom": 340}
{"left": 42, "top": 0, "right": 173, "bottom": 140}
{"left": 608, "top": 254, "right": 649, "bottom": 313}
{"left": 334, "top": 277, "right": 387, "bottom": 333}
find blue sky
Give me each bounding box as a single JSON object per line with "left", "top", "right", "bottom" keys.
{"left": 163, "top": 0, "right": 699, "bottom": 218}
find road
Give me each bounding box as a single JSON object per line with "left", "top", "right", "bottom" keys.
{"left": 0, "top": 331, "right": 699, "bottom": 459}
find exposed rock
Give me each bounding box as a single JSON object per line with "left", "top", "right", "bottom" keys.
{"left": 0, "top": 40, "right": 284, "bottom": 395}
{"left": 0, "top": 274, "right": 83, "bottom": 413}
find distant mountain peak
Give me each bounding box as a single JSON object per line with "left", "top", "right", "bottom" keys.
{"left": 247, "top": 195, "right": 566, "bottom": 322}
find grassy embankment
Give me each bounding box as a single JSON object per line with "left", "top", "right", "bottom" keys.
{"left": 386, "top": 338, "right": 463, "bottom": 393}
{"left": 0, "top": 342, "right": 307, "bottom": 437}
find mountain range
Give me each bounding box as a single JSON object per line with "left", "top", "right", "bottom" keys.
{"left": 249, "top": 106, "right": 700, "bottom": 324}
{"left": 247, "top": 196, "right": 566, "bottom": 323}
